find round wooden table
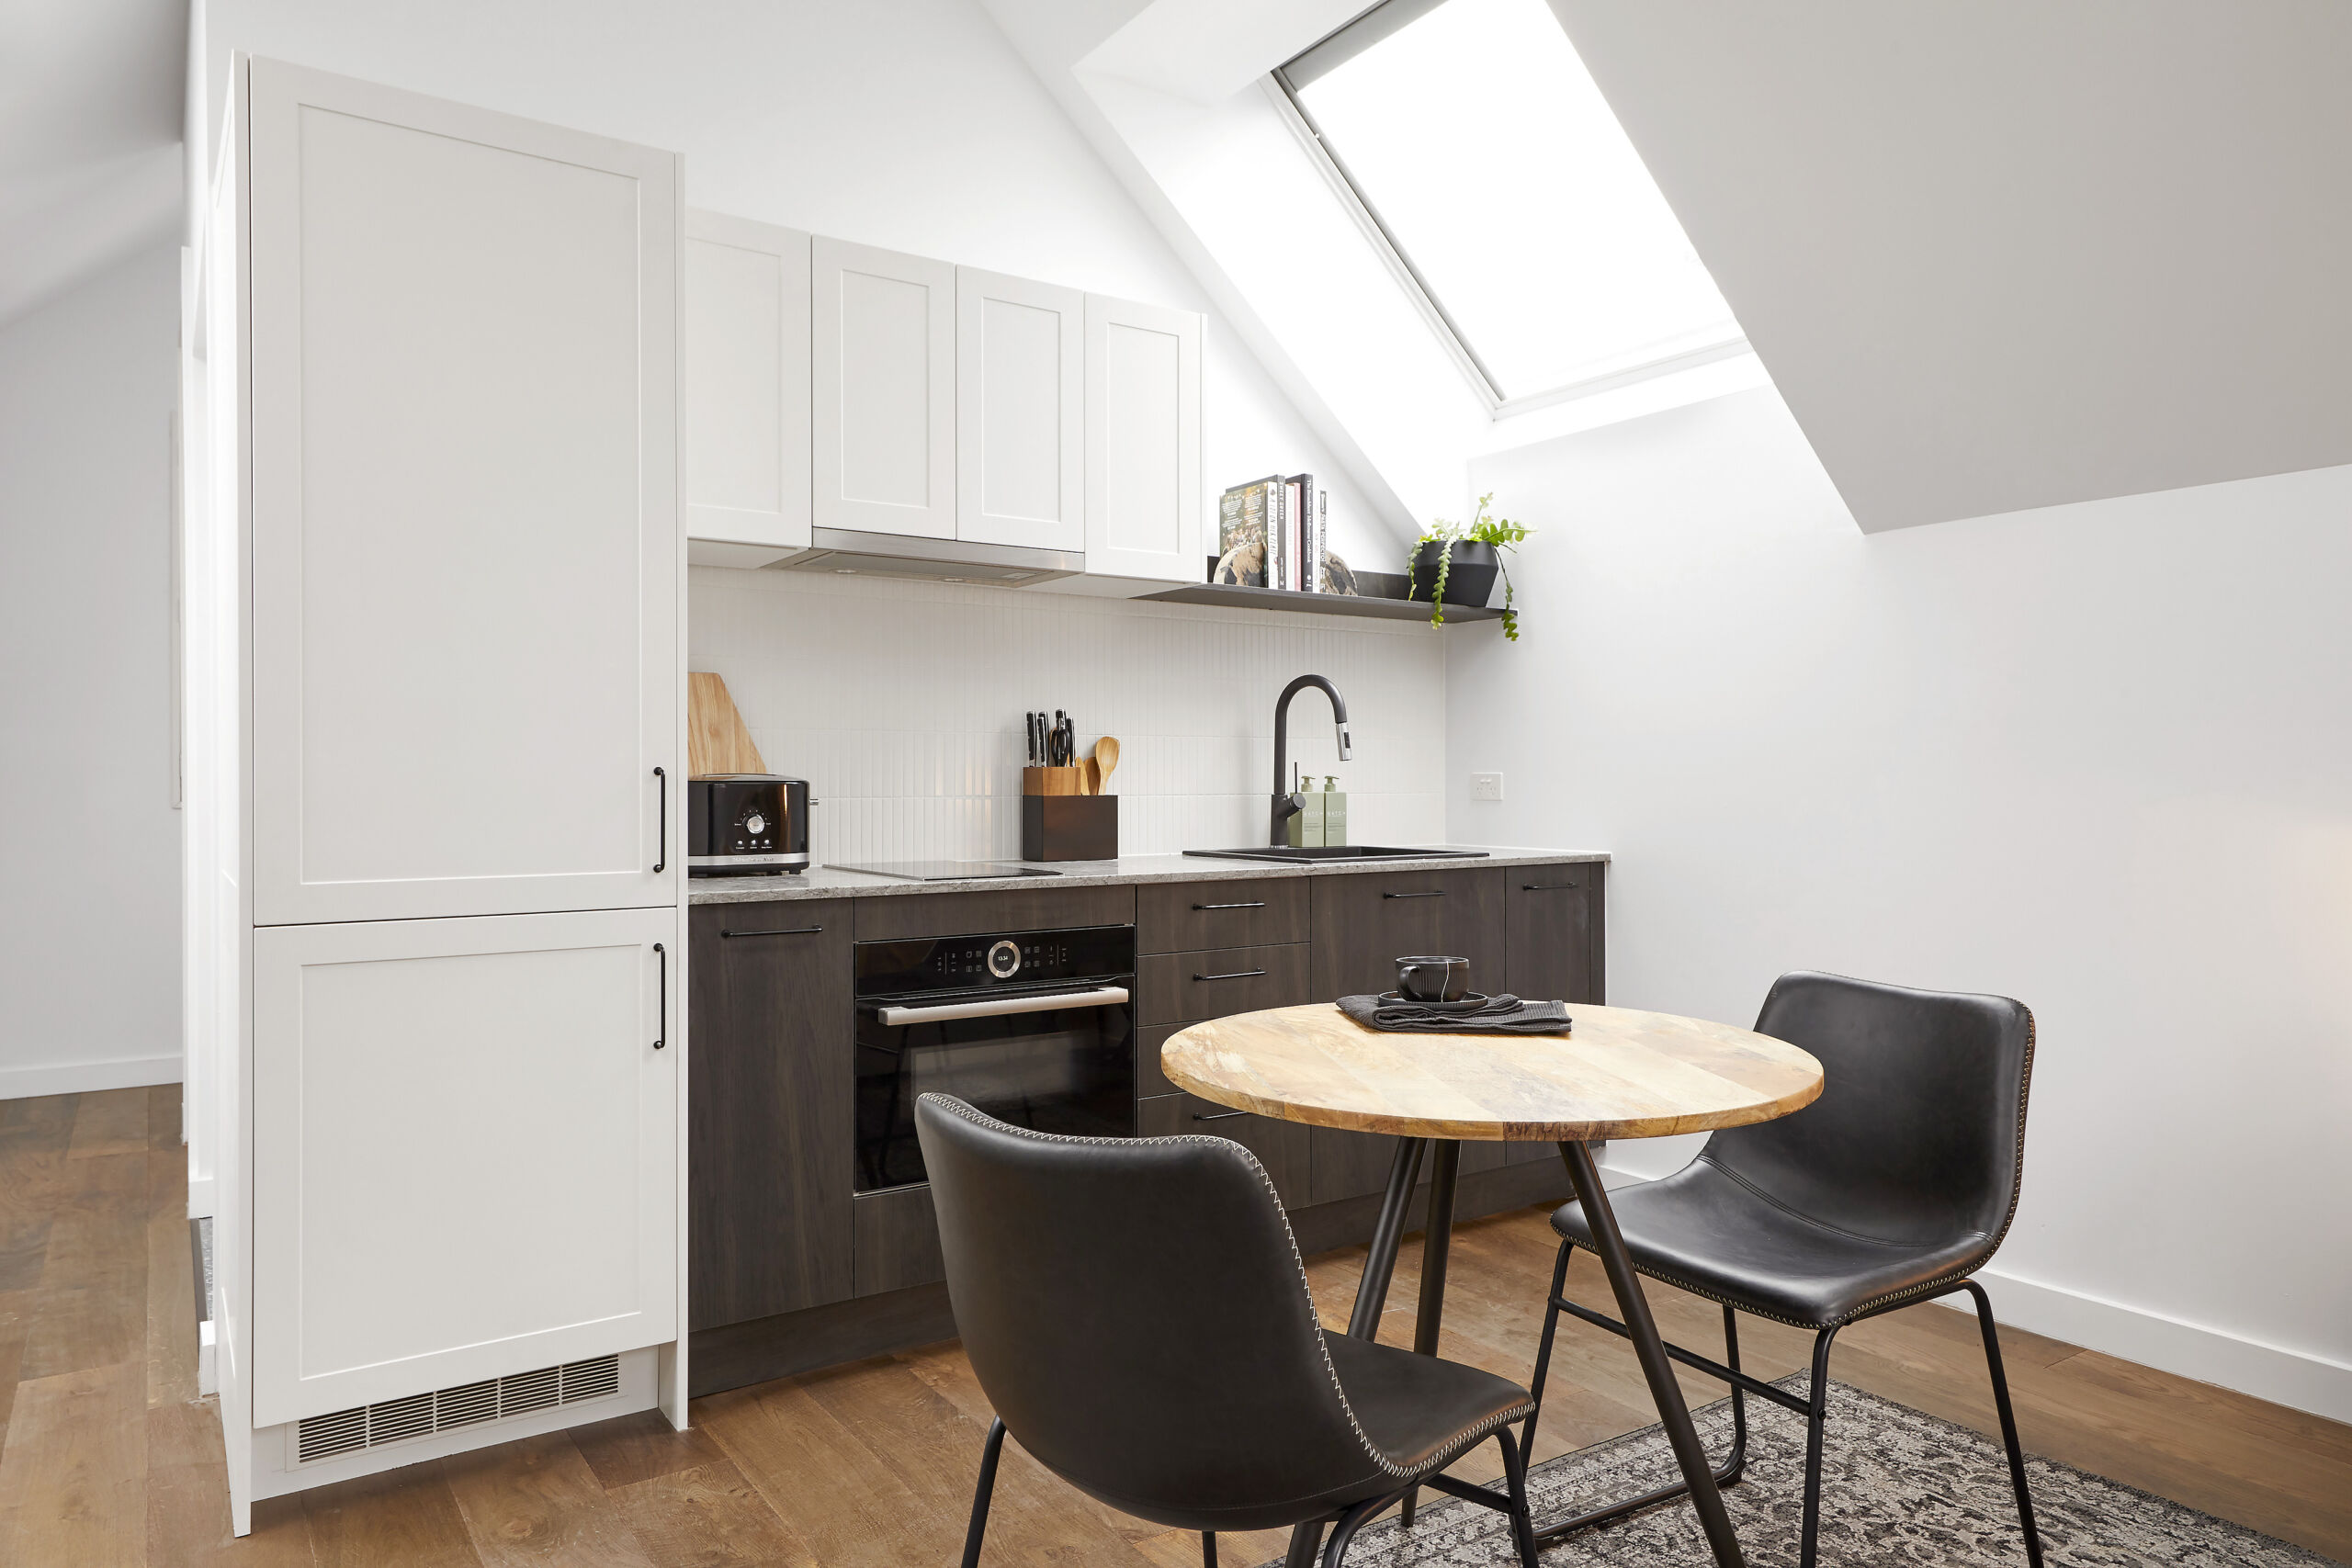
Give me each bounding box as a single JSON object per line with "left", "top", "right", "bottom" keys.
{"left": 1164, "top": 1002, "right": 1825, "bottom": 1568}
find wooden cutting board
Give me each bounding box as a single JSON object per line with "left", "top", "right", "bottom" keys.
{"left": 688, "top": 671, "right": 767, "bottom": 777}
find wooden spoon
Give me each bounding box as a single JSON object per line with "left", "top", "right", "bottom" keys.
{"left": 1093, "top": 736, "right": 1121, "bottom": 793}
{"left": 1080, "top": 757, "right": 1100, "bottom": 795}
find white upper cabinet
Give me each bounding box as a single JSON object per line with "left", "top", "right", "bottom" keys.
{"left": 1084, "top": 295, "right": 1203, "bottom": 583}
{"left": 251, "top": 908, "right": 677, "bottom": 1426}
{"left": 684, "top": 211, "right": 812, "bottom": 569}
{"left": 956, "top": 268, "right": 1083, "bottom": 552}
{"left": 245, "top": 61, "right": 680, "bottom": 925}
{"left": 812, "top": 238, "right": 955, "bottom": 540}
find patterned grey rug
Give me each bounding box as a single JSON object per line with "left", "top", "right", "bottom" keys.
{"left": 1264, "top": 1378, "right": 2339, "bottom": 1566}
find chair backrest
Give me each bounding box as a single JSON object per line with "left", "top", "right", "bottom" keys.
{"left": 1703, "top": 972, "right": 2034, "bottom": 1250}
{"left": 914, "top": 1094, "right": 1386, "bottom": 1520}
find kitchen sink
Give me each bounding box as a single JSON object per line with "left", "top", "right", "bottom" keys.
{"left": 1182, "top": 845, "right": 1491, "bottom": 863}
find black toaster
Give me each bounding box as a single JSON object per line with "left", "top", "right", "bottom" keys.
{"left": 687, "top": 774, "right": 810, "bottom": 875}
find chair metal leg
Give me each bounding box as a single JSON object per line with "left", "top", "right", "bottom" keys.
{"left": 1798, "top": 1328, "right": 1839, "bottom": 1568}
{"left": 1721, "top": 1303, "right": 1748, "bottom": 1486}
{"left": 1962, "top": 1280, "right": 2046, "bottom": 1567}
{"left": 1495, "top": 1425, "right": 1541, "bottom": 1568}
{"left": 959, "top": 1418, "right": 1007, "bottom": 1568}
{"left": 1558, "top": 1141, "right": 1747, "bottom": 1567}
{"left": 1202, "top": 1530, "right": 1217, "bottom": 1568}
{"left": 1519, "top": 1239, "right": 1574, "bottom": 1457}
{"left": 1318, "top": 1496, "right": 1386, "bottom": 1568}
{"left": 1401, "top": 1139, "right": 1464, "bottom": 1527}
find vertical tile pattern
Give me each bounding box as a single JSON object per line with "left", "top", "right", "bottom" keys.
{"left": 687, "top": 568, "right": 1450, "bottom": 866}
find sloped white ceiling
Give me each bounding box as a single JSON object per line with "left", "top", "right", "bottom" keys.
{"left": 0, "top": 0, "right": 187, "bottom": 327}
{"left": 1549, "top": 0, "right": 2352, "bottom": 531}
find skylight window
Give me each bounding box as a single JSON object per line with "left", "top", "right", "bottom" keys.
{"left": 1277, "top": 0, "right": 1744, "bottom": 410}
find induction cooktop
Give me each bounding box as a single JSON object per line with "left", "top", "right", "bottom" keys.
{"left": 828, "top": 861, "right": 1064, "bottom": 882}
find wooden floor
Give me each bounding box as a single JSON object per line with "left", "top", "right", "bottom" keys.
{"left": 6, "top": 1089, "right": 2348, "bottom": 1566}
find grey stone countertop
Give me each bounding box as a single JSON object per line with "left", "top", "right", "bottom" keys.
{"left": 686, "top": 847, "right": 1609, "bottom": 905}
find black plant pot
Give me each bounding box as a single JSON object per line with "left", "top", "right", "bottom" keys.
{"left": 1407, "top": 540, "right": 1499, "bottom": 607}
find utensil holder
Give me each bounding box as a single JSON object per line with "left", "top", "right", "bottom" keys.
{"left": 1022, "top": 794, "right": 1117, "bottom": 861}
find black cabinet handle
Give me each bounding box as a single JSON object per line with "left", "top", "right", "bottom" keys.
{"left": 652, "top": 767, "right": 667, "bottom": 874}
{"left": 1383, "top": 890, "right": 1446, "bottom": 899}
{"left": 1193, "top": 968, "right": 1268, "bottom": 982}
{"left": 1192, "top": 1109, "right": 1250, "bottom": 1122}
{"left": 652, "top": 942, "right": 666, "bottom": 1050}
{"left": 720, "top": 924, "right": 825, "bottom": 939}
{"left": 1193, "top": 901, "right": 1267, "bottom": 911}
{"left": 1521, "top": 882, "right": 1579, "bottom": 892}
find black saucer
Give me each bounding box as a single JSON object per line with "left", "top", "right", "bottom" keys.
{"left": 1376, "top": 990, "right": 1491, "bottom": 1012}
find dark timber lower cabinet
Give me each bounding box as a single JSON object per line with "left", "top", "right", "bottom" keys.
{"left": 689, "top": 860, "right": 1603, "bottom": 1395}
{"left": 687, "top": 900, "right": 854, "bottom": 1331}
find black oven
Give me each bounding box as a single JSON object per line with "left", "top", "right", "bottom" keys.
{"left": 854, "top": 924, "right": 1136, "bottom": 1193}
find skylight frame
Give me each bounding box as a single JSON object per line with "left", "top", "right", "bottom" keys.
{"left": 1271, "top": 0, "right": 1751, "bottom": 419}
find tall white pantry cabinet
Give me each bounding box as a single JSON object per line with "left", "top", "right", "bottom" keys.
{"left": 193, "top": 59, "right": 687, "bottom": 1530}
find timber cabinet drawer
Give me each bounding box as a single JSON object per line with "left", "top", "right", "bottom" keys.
{"left": 1136, "top": 877, "right": 1309, "bottom": 953}
{"left": 1139, "top": 942, "right": 1309, "bottom": 1026}
{"left": 1307, "top": 867, "right": 1508, "bottom": 1000}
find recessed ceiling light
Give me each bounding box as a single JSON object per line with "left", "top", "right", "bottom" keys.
{"left": 834, "top": 568, "right": 857, "bottom": 574}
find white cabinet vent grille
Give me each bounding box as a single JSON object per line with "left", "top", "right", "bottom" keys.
{"left": 296, "top": 1355, "right": 622, "bottom": 1463}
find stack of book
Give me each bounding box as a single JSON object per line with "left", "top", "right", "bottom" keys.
{"left": 1213, "top": 473, "right": 1355, "bottom": 593}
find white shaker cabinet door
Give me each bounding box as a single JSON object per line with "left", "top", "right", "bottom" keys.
{"left": 1083, "top": 295, "right": 1203, "bottom": 582}
{"left": 684, "top": 211, "right": 813, "bottom": 568}
{"left": 245, "top": 61, "right": 681, "bottom": 926}
{"left": 251, "top": 908, "right": 678, "bottom": 1427}
{"left": 956, "top": 268, "right": 1083, "bottom": 551}
{"left": 812, "top": 238, "right": 956, "bottom": 540}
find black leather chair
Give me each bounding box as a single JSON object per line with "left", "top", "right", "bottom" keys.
{"left": 915, "top": 1093, "right": 1541, "bottom": 1568}
{"left": 1521, "top": 971, "right": 2044, "bottom": 1567}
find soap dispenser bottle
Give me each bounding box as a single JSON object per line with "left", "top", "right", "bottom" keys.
{"left": 1298, "top": 774, "right": 1326, "bottom": 848}
{"left": 1322, "top": 775, "right": 1347, "bottom": 847}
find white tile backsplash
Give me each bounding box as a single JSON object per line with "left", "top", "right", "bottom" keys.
{"left": 689, "top": 566, "right": 1449, "bottom": 866}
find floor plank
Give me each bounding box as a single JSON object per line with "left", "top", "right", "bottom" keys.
{"left": 17, "top": 1147, "right": 150, "bottom": 1381}
{"left": 301, "top": 1461, "right": 482, "bottom": 1568}
{"left": 441, "top": 1431, "right": 659, "bottom": 1567}
{"left": 69, "top": 1088, "right": 152, "bottom": 1161}
{"left": 147, "top": 1149, "right": 200, "bottom": 1409}
{"left": 0, "top": 1359, "right": 147, "bottom": 1567}
{"left": 604, "top": 1459, "right": 820, "bottom": 1568}
{"left": 565, "top": 1408, "right": 729, "bottom": 1494}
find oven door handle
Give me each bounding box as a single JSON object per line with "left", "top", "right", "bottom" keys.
{"left": 873, "top": 985, "right": 1131, "bottom": 1027}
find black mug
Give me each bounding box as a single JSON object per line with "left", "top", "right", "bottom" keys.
{"left": 1396, "top": 955, "right": 1470, "bottom": 1003}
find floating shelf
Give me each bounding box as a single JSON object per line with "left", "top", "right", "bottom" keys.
{"left": 1138, "top": 580, "right": 1504, "bottom": 624}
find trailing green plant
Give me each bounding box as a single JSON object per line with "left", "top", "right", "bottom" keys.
{"left": 1409, "top": 493, "right": 1530, "bottom": 639}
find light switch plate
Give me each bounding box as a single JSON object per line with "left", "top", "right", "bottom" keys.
{"left": 1470, "top": 772, "right": 1504, "bottom": 801}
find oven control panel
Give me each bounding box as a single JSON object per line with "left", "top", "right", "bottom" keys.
{"left": 855, "top": 924, "right": 1136, "bottom": 998}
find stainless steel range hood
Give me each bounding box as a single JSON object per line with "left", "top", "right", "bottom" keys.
{"left": 773, "top": 527, "right": 1081, "bottom": 586}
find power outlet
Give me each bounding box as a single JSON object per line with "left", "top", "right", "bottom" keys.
{"left": 1470, "top": 772, "right": 1504, "bottom": 802}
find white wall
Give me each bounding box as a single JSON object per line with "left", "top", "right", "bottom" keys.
{"left": 194, "top": 0, "right": 1405, "bottom": 570}
{"left": 691, "top": 567, "right": 1445, "bottom": 865}
{"left": 1448, "top": 386, "right": 2352, "bottom": 1419}
{"left": 0, "top": 242, "right": 183, "bottom": 1097}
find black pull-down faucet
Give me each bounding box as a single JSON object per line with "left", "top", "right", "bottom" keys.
{"left": 1271, "top": 674, "right": 1351, "bottom": 846}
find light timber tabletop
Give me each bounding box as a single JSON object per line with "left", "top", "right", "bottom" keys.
{"left": 1162, "top": 1001, "right": 1826, "bottom": 1143}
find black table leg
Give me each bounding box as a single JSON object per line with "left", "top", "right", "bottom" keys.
{"left": 1285, "top": 1135, "right": 1428, "bottom": 1568}
{"left": 1400, "top": 1140, "right": 1463, "bottom": 1526}
{"left": 1557, "top": 1140, "right": 1747, "bottom": 1568}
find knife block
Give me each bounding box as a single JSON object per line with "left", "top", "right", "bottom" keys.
{"left": 1021, "top": 768, "right": 1117, "bottom": 862}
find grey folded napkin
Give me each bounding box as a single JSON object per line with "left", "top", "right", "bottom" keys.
{"left": 1337, "top": 993, "right": 1572, "bottom": 1035}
